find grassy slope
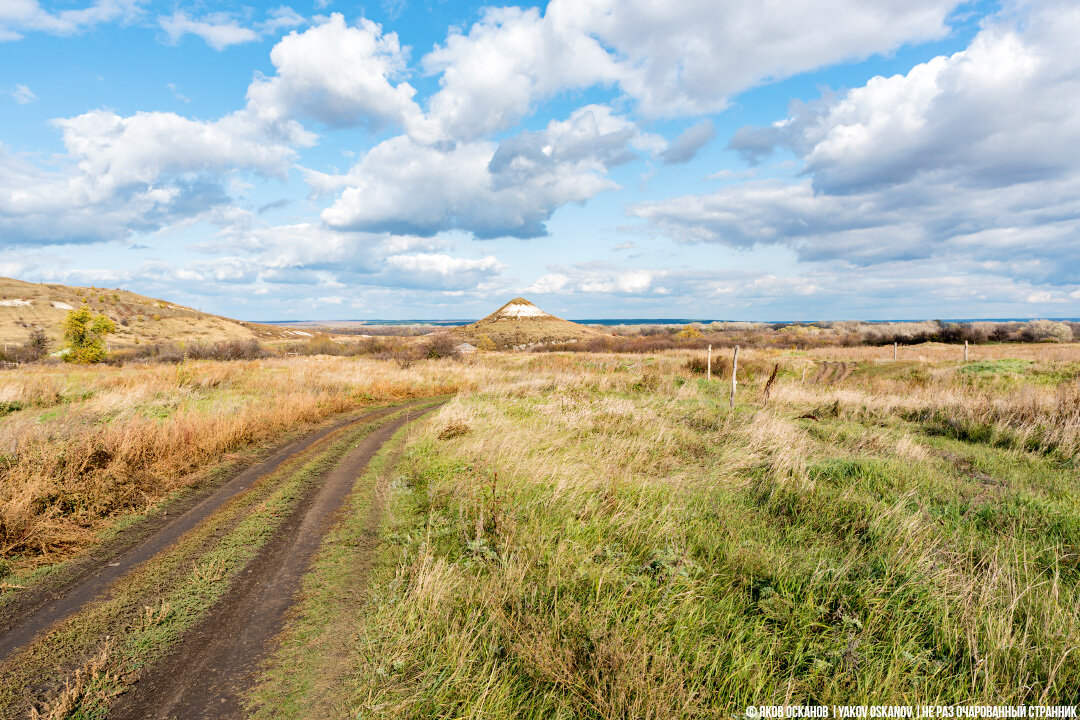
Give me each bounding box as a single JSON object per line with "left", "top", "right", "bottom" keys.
{"left": 0, "top": 275, "right": 295, "bottom": 349}
{"left": 252, "top": 351, "right": 1080, "bottom": 715}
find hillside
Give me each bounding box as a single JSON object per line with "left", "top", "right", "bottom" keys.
{"left": 454, "top": 297, "right": 607, "bottom": 349}
{"left": 0, "top": 276, "right": 301, "bottom": 349}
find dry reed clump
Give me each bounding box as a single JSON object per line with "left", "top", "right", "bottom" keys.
{"left": 743, "top": 412, "right": 814, "bottom": 485}
{"left": 0, "top": 356, "right": 501, "bottom": 572}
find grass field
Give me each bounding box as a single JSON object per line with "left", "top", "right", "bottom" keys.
{"left": 243, "top": 345, "right": 1080, "bottom": 714}
{"left": 0, "top": 356, "right": 488, "bottom": 578}
{"left": 2, "top": 344, "right": 1078, "bottom": 715}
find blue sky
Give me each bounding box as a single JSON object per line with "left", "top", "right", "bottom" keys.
{"left": 2, "top": 0, "right": 1078, "bottom": 320}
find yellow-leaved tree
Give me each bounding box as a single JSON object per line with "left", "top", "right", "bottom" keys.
{"left": 62, "top": 307, "right": 116, "bottom": 363}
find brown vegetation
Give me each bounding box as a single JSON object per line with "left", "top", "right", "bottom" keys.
{"left": 0, "top": 357, "right": 485, "bottom": 573}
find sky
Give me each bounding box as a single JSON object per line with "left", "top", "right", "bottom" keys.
{"left": 1, "top": 0, "right": 1078, "bottom": 321}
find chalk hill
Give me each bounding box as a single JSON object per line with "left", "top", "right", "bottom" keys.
{"left": 0, "top": 276, "right": 301, "bottom": 349}
{"left": 455, "top": 298, "right": 605, "bottom": 349}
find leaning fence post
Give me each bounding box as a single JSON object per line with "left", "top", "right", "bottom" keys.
{"left": 730, "top": 345, "right": 739, "bottom": 409}
{"left": 707, "top": 345, "right": 712, "bottom": 381}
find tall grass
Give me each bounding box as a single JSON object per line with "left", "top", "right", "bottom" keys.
{"left": 293, "top": 348, "right": 1080, "bottom": 714}
{"left": 0, "top": 356, "right": 491, "bottom": 571}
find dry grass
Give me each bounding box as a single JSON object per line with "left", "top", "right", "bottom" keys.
{"left": 799, "top": 341, "right": 1080, "bottom": 363}
{"left": 0, "top": 356, "right": 496, "bottom": 574}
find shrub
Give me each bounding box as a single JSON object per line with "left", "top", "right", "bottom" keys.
{"left": 1021, "top": 320, "right": 1073, "bottom": 343}
{"left": 684, "top": 356, "right": 708, "bottom": 374}
{"left": 425, "top": 333, "right": 459, "bottom": 359}
{"left": 62, "top": 308, "right": 116, "bottom": 364}
{"left": 20, "top": 329, "right": 49, "bottom": 362}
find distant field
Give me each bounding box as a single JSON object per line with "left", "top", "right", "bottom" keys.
{"left": 1, "top": 343, "right": 1078, "bottom": 715}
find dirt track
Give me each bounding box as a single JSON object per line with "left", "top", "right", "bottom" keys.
{"left": 0, "top": 402, "right": 432, "bottom": 668}
{"left": 103, "top": 406, "right": 434, "bottom": 719}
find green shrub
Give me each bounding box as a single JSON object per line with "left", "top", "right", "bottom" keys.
{"left": 61, "top": 307, "right": 116, "bottom": 364}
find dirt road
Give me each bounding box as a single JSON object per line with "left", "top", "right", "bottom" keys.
{"left": 109, "top": 407, "right": 435, "bottom": 719}
{"left": 0, "top": 399, "right": 441, "bottom": 718}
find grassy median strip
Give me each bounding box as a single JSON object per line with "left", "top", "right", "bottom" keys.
{"left": 0, "top": 408, "right": 411, "bottom": 720}
{"left": 246, "top": 421, "right": 414, "bottom": 720}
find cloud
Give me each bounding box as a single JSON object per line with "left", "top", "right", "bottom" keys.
{"left": 631, "top": 2, "right": 1080, "bottom": 287}
{"left": 657, "top": 120, "right": 714, "bottom": 164}
{"left": 728, "top": 5, "right": 1080, "bottom": 195}
{"left": 158, "top": 6, "right": 305, "bottom": 51}
{"left": 0, "top": 0, "right": 142, "bottom": 42}
{"left": 414, "top": 5, "right": 619, "bottom": 143}
{"left": 322, "top": 105, "right": 649, "bottom": 238}
{"left": 528, "top": 266, "right": 662, "bottom": 296}
{"left": 159, "top": 11, "right": 259, "bottom": 50}
{"left": 190, "top": 219, "right": 502, "bottom": 292}
{"left": 0, "top": 100, "right": 315, "bottom": 246}
{"left": 54, "top": 108, "right": 308, "bottom": 191}
{"left": 166, "top": 82, "right": 190, "bottom": 103}
{"left": 525, "top": 272, "right": 571, "bottom": 294}
{"left": 260, "top": 6, "right": 305, "bottom": 34}
{"left": 12, "top": 84, "right": 35, "bottom": 104}
{"left": 382, "top": 253, "right": 504, "bottom": 290}
{"left": 408, "top": 0, "right": 963, "bottom": 142}
{"left": 245, "top": 13, "right": 418, "bottom": 130}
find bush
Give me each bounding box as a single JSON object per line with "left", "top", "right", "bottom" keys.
{"left": 424, "top": 333, "right": 459, "bottom": 359}
{"left": 107, "top": 339, "right": 268, "bottom": 364}
{"left": 1021, "top": 320, "right": 1073, "bottom": 343}
{"left": 62, "top": 308, "right": 115, "bottom": 364}
{"left": 16, "top": 329, "right": 49, "bottom": 362}
{"left": 192, "top": 339, "right": 268, "bottom": 361}
{"left": 684, "top": 356, "right": 708, "bottom": 374}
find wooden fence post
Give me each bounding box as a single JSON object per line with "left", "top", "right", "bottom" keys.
{"left": 730, "top": 345, "right": 739, "bottom": 409}
{"left": 707, "top": 344, "right": 712, "bottom": 381}
{"left": 893, "top": 342, "right": 898, "bottom": 360}
{"left": 964, "top": 340, "right": 969, "bottom": 362}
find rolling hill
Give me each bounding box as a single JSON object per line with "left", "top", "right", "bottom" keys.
{"left": 0, "top": 276, "right": 302, "bottom": 350}
{"left": 454, "top": 297, "right": 607, "bottom": 349}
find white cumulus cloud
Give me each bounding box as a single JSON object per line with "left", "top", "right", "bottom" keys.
{"left": 245, "top": 13, "right": 418, "bottom": 130}
{"left": 632, "top": 1, "right": 1080, "bottom": 287}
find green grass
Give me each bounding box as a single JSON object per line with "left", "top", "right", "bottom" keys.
{"left": 959, "top": 359, "right": 1033, "bottom": 376}
{"left": 271, "top": 371, "right": 1080, "bottom": 717}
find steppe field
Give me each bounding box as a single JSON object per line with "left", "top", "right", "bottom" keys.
{"left": 1, "top": 344, "right": 1078, "bottom": 717}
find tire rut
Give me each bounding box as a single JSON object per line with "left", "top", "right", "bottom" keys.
{"left": 108, "top": 403, "right": 440, "bottom": 720}
{"left": 0, "top": 400, "right": 432, "bottom": 665}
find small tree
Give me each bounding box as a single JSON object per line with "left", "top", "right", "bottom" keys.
{"left": 1021, "top": 320, "right": 1073, "bottom": 343}
{"left": 62, "top": 308, "right": 116, "bottom": 363}
{"left": 22, "top": 329, "right": 49, "bottom": 362}
{"left": 425, "top": 333, "right": 459, "bottom": 359}
{"left": 476, "top": 335, "right": 497, "bottom": 351}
